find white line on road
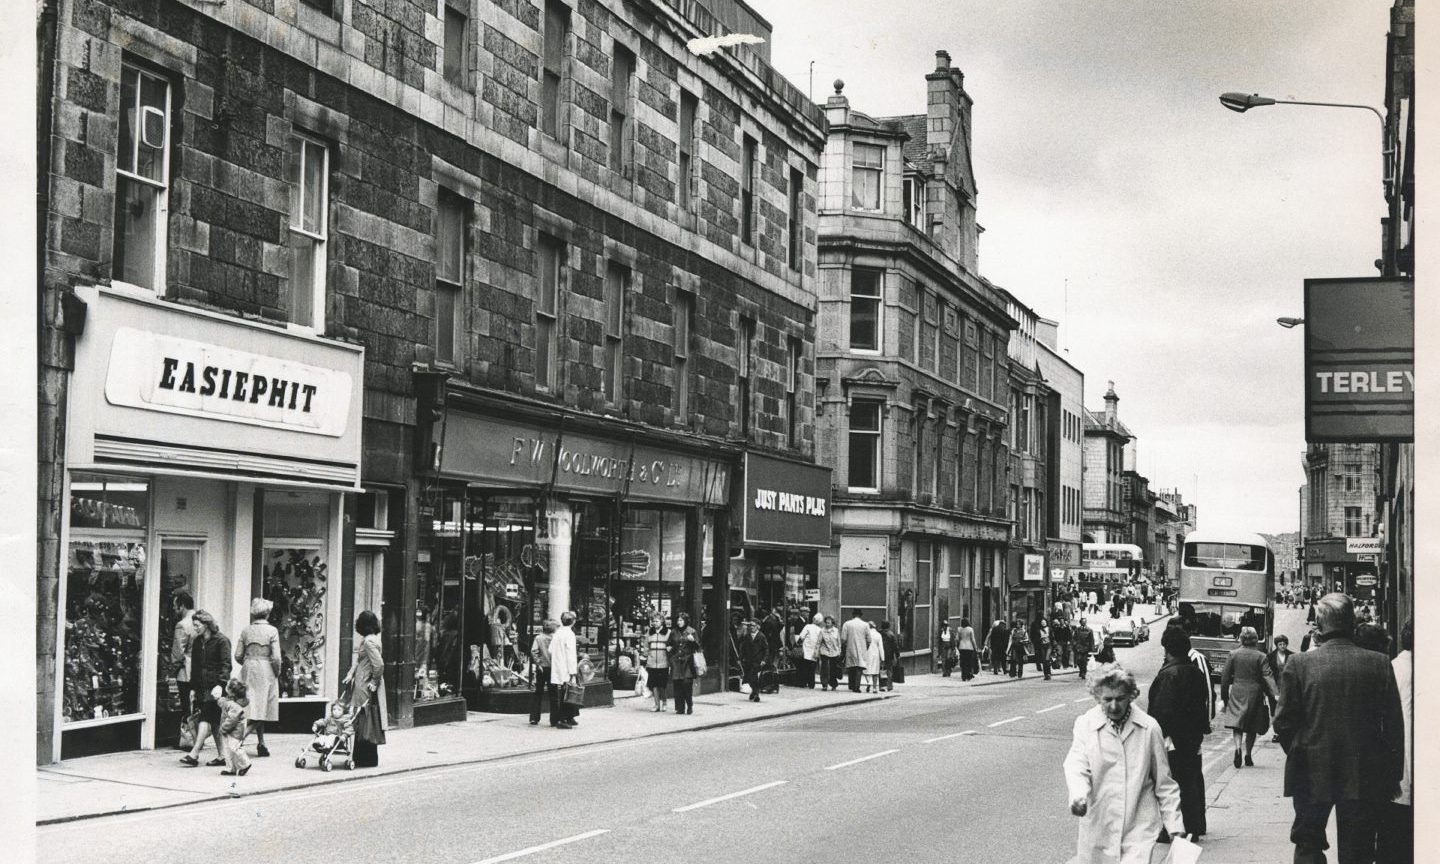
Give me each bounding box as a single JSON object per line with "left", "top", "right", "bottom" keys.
{"left": 1036, "top": 703, "right": 1068, "bottom": 714}
{"left": 824, "top": 749, "right": 900, "bottom": 770}
{"left": 672, "top": 780, "right": 788, "bottom": 812}
{"left": 1073, "top": 698, "right": 1091, "bottom": 704}
{"left": 988, "top": 716, "right": 1026, "bottom": 727}
{"left": 471, "top": 829, "right": 611, "bottom": 864}
{"left": 924, "top": 730, "right": 978, "bottom": 744}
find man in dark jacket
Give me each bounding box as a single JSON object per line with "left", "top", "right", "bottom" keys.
{"left": 1052, "top": 616, "right": 1073, "bottom": 669}
{"left": 737, "top": 619, "right": 769, "bottom": 703}
{"left": 1274, "top": 593, "right": 1404, "bottom": 864}
{"left": 1072, "top": 618, "right": 1096, "bottom": 678}
{"left": 1148, "top": 626, "right": 1212, "bottom": 838}
{"left": 878, "top": 621, "right": 901, "bottom": 690}
{"left": 987, "top": 619, "right": 1009, "bottom": 675}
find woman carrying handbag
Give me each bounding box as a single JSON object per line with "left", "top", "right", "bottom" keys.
{"left": 347, "top": 610, "right": 387, "bottom": 767}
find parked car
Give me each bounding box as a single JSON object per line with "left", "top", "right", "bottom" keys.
{"left": 1105, "top": 618, "right": 1138, "bottom": 647}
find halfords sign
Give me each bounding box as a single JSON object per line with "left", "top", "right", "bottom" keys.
{"left": 1304, "top": 278, "right": 1414, "bottom": 442}
{"left": 741, "top": 452, "right": 832, "bottom": 548}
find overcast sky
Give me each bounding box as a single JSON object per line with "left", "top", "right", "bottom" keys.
{"left": 760, "top": 0, "right": 1395, "bottom": 535}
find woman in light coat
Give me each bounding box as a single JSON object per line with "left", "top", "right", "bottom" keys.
{"left": 798, "top": 613, "right": 823, "bottom": 688}
{"left": 1064, "top": 665, "right": 1186, "bottom": 864}
{"left": 862, "top": 621, "right": 885, "bottom": 693}
{"left": 346, "top": 610, "right": 387, "bottom": 766}
{"left": 1218, "top": 626, "right": 1276, "bottom": 768}
{"left": 235, "top": 597, "right": 281, "bottom": 757}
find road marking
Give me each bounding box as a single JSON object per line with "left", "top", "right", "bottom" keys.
{"left": 988, "top": 716, "right": 1026, "bottom": 727}
{"left": 471, "top": 829, "right": 611, "bottom": 864}
{"left": 924, "top": 730, "right": 977, "bottom": 744}
{"left": 672, "top": 780, "right": 788, "bottom": 812}
{"left": 824, "top": 749, "right": 900, "bottom": 770}
{"left": 1073, "top": 698, "right": 1091, "bottom": 704}
{"left": 1036, "top": 703, "right": 1068, "bottom": 714}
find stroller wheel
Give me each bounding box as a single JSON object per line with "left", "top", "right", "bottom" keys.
{"left": 320, "top": 756, "right": 332, "bottom": 772}
{"left": 346, "top": 759, "right": 354, "bottom": 770}
{"left": 295, "top": 757, "right": 306, "bottom": 769}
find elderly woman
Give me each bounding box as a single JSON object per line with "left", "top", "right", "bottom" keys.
{"left": 346, "top": 610, "right": 387, "bottom": 767}
{"left": 643, "top": 615, "right": 671, "bottom": 712}
{"left": 180, "top": 610, "right": 231, "bottom": 767}
{"left": 235, "top": 597, "right": 281, "bottom": 757}
{"left": 1219, "top": 625, "right": 1276, "bottom": 768}
{"left": 863, "top": 620, "right": 885, "bottom": 692}
{"left": 817, "top": 616, "right": 842, "bottom": 690}
{"left": 1064, "top": 665, "right": 1185, "bottom": 863}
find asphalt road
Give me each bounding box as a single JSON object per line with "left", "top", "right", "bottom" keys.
{"left": 40, "top": 609, "right": 1284, "bottom": 864}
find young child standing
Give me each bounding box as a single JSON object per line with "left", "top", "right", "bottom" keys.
{"left": 214, "top": 678, "right": 252, "bottom": 776}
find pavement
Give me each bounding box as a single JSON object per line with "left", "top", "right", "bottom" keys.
{"left": 35, "top": 602, "right": 1333, "bottom": 864}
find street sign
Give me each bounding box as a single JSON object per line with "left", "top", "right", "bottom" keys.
{"left": 1355, "top": 574, "right": 1378, "bottom": 586}
{"left": 803, "top": 588, "right": 820, "bottom": 601}
{"left": 1356, "top": 554, "right": 1377, "bottom": 563}
{"left": 1304, "top": 278, "right": 1414, "bottom": 442}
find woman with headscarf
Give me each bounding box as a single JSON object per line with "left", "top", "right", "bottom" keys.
{"left": 666, "top": 612, "right": 700, "bottom": 715}
{"left": 235, "top": 597, "right": 281, "bottom": 757}
{"left": 1218, "top": 625, "right": 1276, "bottom": 768}
{"left": 347, "top": 610, "right": 387, "bottom": 767}
{"left": 1064, "top": 664, "right": 1186, "bottom": 863}
{"left": 179, "top": 610, "right": 231, "bottom": 767}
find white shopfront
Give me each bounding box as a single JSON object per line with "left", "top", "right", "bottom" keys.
{"left": 55, "top": 286, "right": 362, "bottom": 760}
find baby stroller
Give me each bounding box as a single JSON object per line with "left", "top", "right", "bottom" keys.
{"left": 295, "top": 691, "right": 357, "bottom": 772}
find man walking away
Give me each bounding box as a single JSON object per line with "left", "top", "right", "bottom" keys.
{"left": 840, "top": 609, "right": 869, "bottom": 693}
{"left": 1379, "top": 620, "right": 1413, "bottom": 864}
{"left": 879, "top": 621, "right": 900, "bottom": 691}
{"left": 738, "top": 618, "right": 768, "bottom": 702}
{"left": 528, "top": 619, "right": 555, "bottom": 726}
{"left": 1073, "top": 617, "right": 1095, "bottom": 679}
{"left": 1148, "top": 626, "right": 1211, "bottom": 839}
{"left": 1274, "top": 593, "right": 1404, "bottom": 864}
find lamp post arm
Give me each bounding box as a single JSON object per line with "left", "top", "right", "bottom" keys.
{"left": 1270, "top": 99, "right": 1393, "bottom": 196}
{"left": 1269, "top": 99, "right": 1384, "bottom": 129}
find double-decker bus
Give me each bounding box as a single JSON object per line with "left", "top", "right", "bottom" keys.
{"left": 1076, "top": 543, "right": 1143, "bottom": 596}
{"left": 1176, "top": 531, "right": 1275, "bottom": 676}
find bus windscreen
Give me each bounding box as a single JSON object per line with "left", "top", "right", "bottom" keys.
{"left": 1177, "top": 602, "right": 1267, "bottom": 639}
{"left": 1183, "top": 543, "right": 1266, "bottom": 571}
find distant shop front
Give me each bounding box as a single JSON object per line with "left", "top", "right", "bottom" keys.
{"left": 409, "top": 391, "right": 732, "bottom": 720}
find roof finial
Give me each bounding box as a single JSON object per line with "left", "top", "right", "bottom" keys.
{"left": 833, "top": 79, "right": 844, "bottom": 95}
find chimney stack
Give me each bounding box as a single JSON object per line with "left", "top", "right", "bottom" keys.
{"left": 1104, "top": 381, "right": 1119, "bottom": 425}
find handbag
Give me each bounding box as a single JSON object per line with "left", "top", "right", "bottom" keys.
{"left": 561, "top": 681, "right": 586, "bottom": 707}
{"left": 691, "top": 651, "right": 707, "bottom": 677}
{"left": 177, "top": 709, "right": 199, "bottom": 750}
{"left": 892, "top": 665, "right": 905, "bottom": 684}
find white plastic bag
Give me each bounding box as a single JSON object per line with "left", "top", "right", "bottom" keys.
{"left": 1163, "top": 836, "right": 1202, "bottom": 864}
{"left": 740, "top": 682, "right": 752, "bottom": 695}
{"left": 634, "top": 665, "right": 648, "bottom": 697}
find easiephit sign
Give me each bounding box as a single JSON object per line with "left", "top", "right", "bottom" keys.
{"left": 1304, "top": 278, "right": 1414, "bottom": 442}
{"left": 741, "top": 452, "right": 832, "bottom": 548}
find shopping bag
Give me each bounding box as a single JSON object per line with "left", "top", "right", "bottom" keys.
{"left": 892, "top": 665, "right": 905, "bottom": 684}
{"left": 1162, "top": 836, "right": 1202, "bottom": 864}
{"left": 739, "top": 682, "right": 752, "bottom": 695}
{"left": 691, "top": 651, "right": 707, "bottom": 677}
{"left": 561, "top": 682, "right": 586, "bottom": 707}
{"left": 634, "top": 666, "right": 648, "bottom": 698}
{"left": 177, "top": 710, "right": 198, "bottom": 750}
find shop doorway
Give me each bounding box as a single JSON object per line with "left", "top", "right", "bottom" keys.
{"left": 155, "top": 539, "right": 204, "bottom": 749}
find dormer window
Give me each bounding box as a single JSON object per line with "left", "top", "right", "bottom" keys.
{"left": 851, "top": 143, "right": 883, "bottom": 211}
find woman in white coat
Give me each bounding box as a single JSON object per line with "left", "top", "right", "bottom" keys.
{"left": 862, "top": 621, "right": 885, "bottom": 693}
{"left": 1064, "top": 664, "right": 1186, "bottom": 863}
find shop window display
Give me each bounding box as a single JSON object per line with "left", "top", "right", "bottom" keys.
{"left": 415, "top": 486, "right": 467, "bottom": 702}
{"left": 262, "top": 495, "right": 331, "bottom": 698}
{"left": 64, "top": 476, "right": 150, "bottom": 723}
{"left": 464, "top": 495, "right": 538, "bottom": 692}
{"left": 609, "top": 507, "right": 687, "bottom": 684}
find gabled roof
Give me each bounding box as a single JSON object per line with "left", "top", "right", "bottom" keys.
{"left": 1083, "top": 408, "right": 1133, "bottom": 440}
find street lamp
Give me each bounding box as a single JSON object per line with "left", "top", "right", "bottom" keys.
{"left": 1275, "top": 317, "right": 1305, "bottom": 329}
{"left": 1218, "top": 92, "right": 1392, "bottom": 194}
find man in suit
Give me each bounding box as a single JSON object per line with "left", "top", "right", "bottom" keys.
{"left": 1274, "top": 593, "right": 1404, "bottom": 864}
{"left": 1148, "top": 625, "right": 1212, "bottom": 839}
{"left": 737, "top": 618, "right": 768, "bottom": 702}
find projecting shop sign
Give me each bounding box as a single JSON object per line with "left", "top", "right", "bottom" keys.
{"left": 741, "top": 452, "right": 833, "bottom": 548}
{"left": 1304, "top": 278, "right": 1414, "bottom": 442}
